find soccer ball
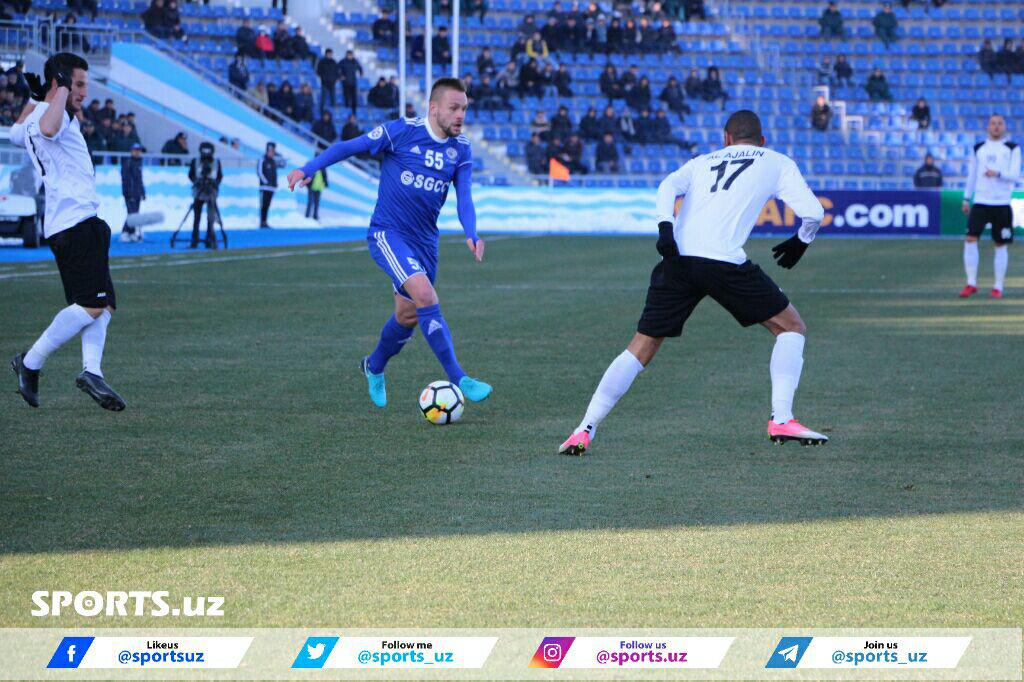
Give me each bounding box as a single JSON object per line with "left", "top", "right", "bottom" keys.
{"left": 418, "top": 381, "right": 465, "bottom": 425}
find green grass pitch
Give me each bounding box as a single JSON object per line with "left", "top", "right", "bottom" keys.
{"left": 1, "top": 235, "right": 1021, "bottom": 628}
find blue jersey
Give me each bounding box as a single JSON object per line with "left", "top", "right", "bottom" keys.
{"left": 301, "top": 117, "right": 475, "bottom": 246}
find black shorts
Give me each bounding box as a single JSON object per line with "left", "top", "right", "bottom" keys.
{"left": 637, "top": 256, "right": 789, "bottom": 337}
{"left": 967, "top": 203, "right": 1014, "bottom": 244}
{"left": 48, "top": 216, "right": 117, "bottom": 309}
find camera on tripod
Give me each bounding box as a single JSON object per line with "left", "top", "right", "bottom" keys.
{"left": 171, "top": 141, "right": 228, "bottom": 249}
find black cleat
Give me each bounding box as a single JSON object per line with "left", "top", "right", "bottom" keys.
{"left": 11, "top": 352, "right": 40, "bottom": 407}
{"left": 75, "top": 371, "right": 126, "bottom": 411}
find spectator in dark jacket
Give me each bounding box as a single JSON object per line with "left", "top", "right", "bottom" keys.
{"left": 579, "top": 107, "right": 601, "bottom": 141}
{"left": 228, "top": 54, "right": 249, "bottom": 91}
{"left": 550, "top": 105, "right": 573, "bottom": 140}
{"left": 599, "top": 64, "right": 622, "bottom": 102}
{"left": 317, "top": 48, "right": 339, "bottom": 111}
{"left": 519, "top": 58, "right": 543, "bottom": 97}
{"left": 273, "top": 21, "right": 294, "bottom": 60}
{"left": 433, "top": 27, "right": 452, "bottom": 64}
{"left": 652, "top": 109, "right": 692, "bottom": 150}
{"left": 626, "top": 75, "right": 652, "bottom": 111}
{"left": 341, "top": 114, "right": 362, "bottom": 141}
{"left": 597, "top": 105, "right": 619, "bottom": 140}
{"left": 913, "top": 154, "right": 943, "bottom": 188}
{"left": 595, "top": 132, "right": 619, "bottom": 173}
{"left": 872, "top": 3, "right": 898, "bottom": 49}
{"left": 819, "top": 1, "right": 845, "bottom": 39}
{"left": 142, "top": 0, "right": 170, "bottom": 39}
{"left": 312, "top": 110, "right": 337, "bottom": 145}
{"left": 368, "top": 77, "right": 391, "bottom": 109}
{"left": 834, "top": 53, "right": 853, "bottom": 87}
{"left": 683, "top": 68, "right": 702, "bottom": 98}
{"left": 372, "top": 9, "right": 397, "bottom": 45}
{"left": 657, "top": 19, "right": 678, "bottom": 53}
{"left": 910, "top": 97, "right": 930, "bottom": 129}
{"left": 119, "top": 143, "right": 145, "bottom": 241}
{"left": 563, "top": 134, "right": 587, "bottom": 174}
{"left": 294, "top": 82, "right": 315, "bottom": 122}
{"left": 605, "top": 18, "right": 624, "bottom": 53}
{"left": 683, "top": 0, "right": 706, "bottom": 21}
{"left": 338, "top": 50, "right": 363, "bottom": 115}
{"left": 554, "top": 64, "right": 573, "bottom": 97}
{"left": 997, "top": 39, "right": 1016, "bottom": 82}
{"left": 634, "top": 108, "right": 655, "bottom": 143}
{"left": 476, "top": 47, "right": 496, "bottom": 77}
{"left": 291, "top": 27, "right": 314, "bottom": 66}
{"left": 701, "top": 66, "right": 729, "bottom": 110}
{"left": 865, "top": 67, "right": 892, "bottom": 101}
{"left": 161, "top": 131, "right": 188, "bottom": 166}
{"left": 236, "top": 18, "right": 258, "bottom": 57}
{"left": 811, "top": 95, "right": 832, "bottom": 131}
{"left": 978, "top": 39, "right": 997, "bottom": 79}
{"left": 659, "top": 76, "right": 692, "bottom": 119}
{"left": 525, "top": 132, "right": 547, "bottom": 174}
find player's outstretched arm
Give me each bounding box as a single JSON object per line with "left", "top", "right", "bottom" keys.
{"left": 288, "top": 122, "right": 397, "bottom": 191}
{"left": 455, "top": 162, "right": 483, "bottom": 261}
{"left": 772, "top": 159, "right": 825, "bottom": 269}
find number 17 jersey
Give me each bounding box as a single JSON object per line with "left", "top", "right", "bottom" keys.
{"left": 655, "top": 145, "right": 824, "bottom": 264}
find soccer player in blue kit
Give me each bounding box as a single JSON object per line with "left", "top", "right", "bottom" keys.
{"left": 286, "top": 78, "right": 492, "bottom": 408}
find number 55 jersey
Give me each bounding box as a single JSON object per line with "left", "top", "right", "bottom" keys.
{"left": 656, "top": 145, "right": 824, "bottom": 265}
{"left": 361, "top": 116, "right": 472, "bottom": 248}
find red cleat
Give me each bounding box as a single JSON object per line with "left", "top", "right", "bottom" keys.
{"left": 991, "top": 288, "right": 1003, "bottom": 298}
{"left": 767, "top": 420, "right": 829, "bottom": 446}
{"left": 558, "top": 430, "right": 590, "bottom": 456}
{"left": 958, "top": 285, "right": 978, "bottom": 298}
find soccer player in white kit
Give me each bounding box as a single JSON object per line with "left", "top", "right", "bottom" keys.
{"left": 959, "top": 114, "right": 1020, "bottom": 299}
{"left": 559, "top": 111, "right": 828, "bottom": 455}
{"left": 9, "top": 53, "right": 126, "bottom": 411}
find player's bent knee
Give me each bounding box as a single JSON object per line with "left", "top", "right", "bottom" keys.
{"left": 627, "top": 333, "right": 663, "bottom": 366}
{"left": 402, "top": 274, "right": 439, "bottom": 308}
{"left": 83, "top": 307, "right": 106, "bottom": 319}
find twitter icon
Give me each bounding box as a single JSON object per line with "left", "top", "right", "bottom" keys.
{"left": 292, "top": 636, "right": 339, "bottom": 668}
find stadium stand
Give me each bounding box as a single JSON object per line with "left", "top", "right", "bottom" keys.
{"left": 4, "top": 0, "right": 1022, "bottom": 189}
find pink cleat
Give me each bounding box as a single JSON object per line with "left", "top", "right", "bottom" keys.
{"left": 558, "top": 430, "right": 590, "bottom": 456}
{"left": 991, "top": 288, "right": 1003, "bottom": 299}
{"left": 958, "top": 285, "right": 978, "bottom": 298}
{"left": 767, "top": 420, "right": 829, "bottom": 446}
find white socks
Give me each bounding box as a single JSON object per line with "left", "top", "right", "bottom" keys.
{"left": 963, "top": 241, "right": 979, "bottom": 286}
{"left": 576, "top": 349, "right": 645, "bottom": 438}
{"left": 24, "top": 304, "right": 96, "bottom": 371}
{"left": 770, "top": 332, "right": 805, "bottom": 424}
{"left": 994, "top": 246, "right": 1008, "bottom": 291}
{"left": 81, "top": 309, "right": 111, "bottom": 377}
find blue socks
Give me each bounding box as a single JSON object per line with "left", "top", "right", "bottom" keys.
{"left": 416, "top": 304, "right": 466, "bottom": 383}
{"left": 367, "top": 315, "right": 415, "bottom": 374}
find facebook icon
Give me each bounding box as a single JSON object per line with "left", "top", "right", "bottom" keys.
{"left": 46, "top": 637, "right": 94, "bottom": 668}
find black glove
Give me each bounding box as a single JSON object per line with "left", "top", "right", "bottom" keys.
{"left": 53, "top": 69, "right": 72, "bottom": 90}
{"left": 25, "top": 72, "right": 47, "bottom": 101}
{"left": 771, "top": 234, "right": 810, "bottom": 269}
{"left": 656, "top": 220, "right": 679, "bottom": 258}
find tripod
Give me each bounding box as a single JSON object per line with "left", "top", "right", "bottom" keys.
{"left": 170, "top": 200, "right": 229, "bottom": 249}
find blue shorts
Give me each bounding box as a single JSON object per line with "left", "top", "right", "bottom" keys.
{"left": 367, "top": 228, "right": 438, "bottom": 300}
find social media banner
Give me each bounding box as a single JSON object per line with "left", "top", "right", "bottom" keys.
{"left": 47, "top": 636, "right": 252, "bottom": 669}
{"left": 293, "top": 636, "right": 498, "bottom": 669}
{"left": 766, "top": 636, "right": 972, "bottom": 669}
{"left": 529, "top": 636, "right": 734, "bottom": 669}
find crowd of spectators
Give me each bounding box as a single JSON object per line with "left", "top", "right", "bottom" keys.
{"left": 523, "top": 100, "right": 693, "bottom": 175}
{"left": 142, "top": 0, "right": 186, "bottom": 40}
{"left": 979, "top": 38, "right": 1024, "bottom": 83}
{"left": 0, "top": 60, "right": 30, "bottom": 127}
{"left": 78, "top": 99, "right": 144, "bottom": 165}
{"left": 235, "top": 18, "right": 315, "bottom": 65}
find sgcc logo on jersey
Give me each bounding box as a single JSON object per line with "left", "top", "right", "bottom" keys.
{"left": 369, "top": 126, "right": 384, "bottom": 140}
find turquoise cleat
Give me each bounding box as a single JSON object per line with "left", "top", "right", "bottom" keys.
{"left": 458, "top": 376, "right": 492, "bottom": 402}
{"left": 360, "top": 356, "right": 387, "bottom": 408}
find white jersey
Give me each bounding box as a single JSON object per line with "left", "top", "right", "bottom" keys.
{"left": 23, "top": 102, "right": 100, "bottom": 238}
{"left": 965, "top": 138, "right": 1021, "bottom": 207}
{"left": 656, "top": 145, "right": 824, "bottom": 265}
